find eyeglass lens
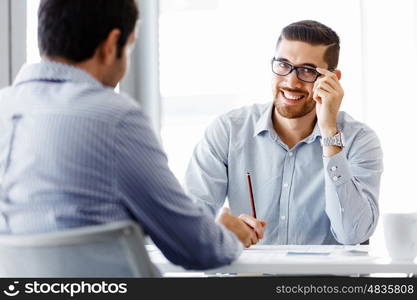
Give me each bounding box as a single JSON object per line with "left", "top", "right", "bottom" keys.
{"left": 272, "top": 60, "right": 318, "bottom": 83}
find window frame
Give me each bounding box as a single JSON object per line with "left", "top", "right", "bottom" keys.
{"left": 0, "top": 0, "right": 26, "bottom": 88}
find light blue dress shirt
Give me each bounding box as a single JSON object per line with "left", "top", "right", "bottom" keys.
{"left": 0, "top": 61, "right": 242, "bottom": 270}
{"left": 185, "top": 103, "right": 383, "bottom": 245}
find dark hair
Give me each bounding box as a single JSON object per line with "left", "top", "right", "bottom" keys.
{"left": 276, "top": 20, "right": 340, "bottom": 68}
{"left": 38, "top": 0, "right": 139, "bottom": 62}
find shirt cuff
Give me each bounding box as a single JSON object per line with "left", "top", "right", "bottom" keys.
{"left": 323, "top": 149, "right": 353, "bottom": 186}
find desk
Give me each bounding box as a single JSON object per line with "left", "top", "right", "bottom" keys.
{"left": 147, "top": 245, "right": 417, "bottom": 276}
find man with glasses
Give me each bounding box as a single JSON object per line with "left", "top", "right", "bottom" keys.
{"left": 185, "top": 20, "right": 383, "bottom": 245}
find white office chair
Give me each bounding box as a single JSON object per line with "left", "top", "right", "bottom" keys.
{"left": 0, "top": 221, "right": 161, "bottom": 277}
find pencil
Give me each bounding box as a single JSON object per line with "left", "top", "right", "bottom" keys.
{"left": 246, "top": 172, "right": 256, "bottom": 218}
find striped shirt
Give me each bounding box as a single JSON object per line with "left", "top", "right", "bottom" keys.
{"left": 0, "top": 61, "right": 242, "bottom": 270}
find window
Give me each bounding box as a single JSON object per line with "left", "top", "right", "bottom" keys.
{"left": 159, "top": 0, "right": 417, "bottom": 251}
{"left": 159, "top": 0, "right": 363, "bottom": 181}
{"left": 27, "top": 0, "right": 40, "bottom": 64}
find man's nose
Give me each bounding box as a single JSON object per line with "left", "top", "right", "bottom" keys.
{"left": 283, "top": 70, "right": 302, "bottom": 89}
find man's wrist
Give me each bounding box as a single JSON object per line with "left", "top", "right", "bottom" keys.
{"left": 322, "top": 145, "right": 342, "bottom": 157}
{"left": 320, "top": 127, "right": 338, "bottom": 137}
{"left": 217, "top": 213, "right": 234, "bottom": 229}
{"left": 320, "top": 128, "right": 344, "bottom": 157}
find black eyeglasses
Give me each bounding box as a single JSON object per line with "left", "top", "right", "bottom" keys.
{"left": 271, "top": 58, "right": 334, "bottom": 83}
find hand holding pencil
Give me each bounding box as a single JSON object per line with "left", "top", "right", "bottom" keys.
{"left": 217, "top": 207, "right": 262, "bottom": 248}
{"left": 216, "top": 172, "right": 268, "bottom": 248}
{"left": 239, "top": 172, "right": 267, "bottom": 240}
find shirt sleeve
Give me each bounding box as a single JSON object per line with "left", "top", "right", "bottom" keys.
{"left": 115, "top": 110, "right": 242, "bottom": 270}
{"left": 323, "top": 127, "right": 383, "bottom": 245}
{"left": 184, "top": 116, "right": 230, "bottom": 217}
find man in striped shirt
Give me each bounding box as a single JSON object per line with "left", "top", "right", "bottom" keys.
{"left": 0, "top": 0, "right": 263, "bottom": 271}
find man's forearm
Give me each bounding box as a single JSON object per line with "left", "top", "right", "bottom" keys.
{"left": 324, "top": 180, "right": 378, "bottom": 244}
{"left": 323, "top": 151, "right": 380, "bottom": 244}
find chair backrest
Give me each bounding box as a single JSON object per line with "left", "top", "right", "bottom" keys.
{"left": 0, "top": 221, "right": 161, "bottom": 277}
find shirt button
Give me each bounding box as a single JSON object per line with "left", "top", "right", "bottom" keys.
{"left": 281, "top": 216, "right": 286, "bottom": 220}
{"left": 332, "top": 176, "right": 339, "bottom": 182}
{"left": 331, "top": 166, "right": 337, "bottom": 171}
{"left": 283, "top": 183, "right": 289, "bottom": 188}
{"left": 288, "top": 152, "right": 293, "bottom": 157}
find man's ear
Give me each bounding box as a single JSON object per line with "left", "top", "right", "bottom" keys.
{"left": 98, "top": 29, "right": 121, "bottom": 65}
{"left": 334, "top": 69, "right": 342, "bottom": 80}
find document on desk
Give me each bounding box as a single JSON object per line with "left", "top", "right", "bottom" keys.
{"left": 287, "top": 251, "right": 330, "bottom": 256}
{"left": 247, "top": 245, "right": 345, "bottom": 253}
{"left": 243, "top": 245, "right": 373, "bottom": 263}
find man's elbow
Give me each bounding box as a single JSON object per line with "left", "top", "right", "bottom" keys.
{"left": 335, "top": 234, "right": 369, "bottom": 245}
{"left": 334, "top": 222, "right": 377, "bottom": 245}
{"left": 181, "top": 244, "right": 237, "bottom": 270}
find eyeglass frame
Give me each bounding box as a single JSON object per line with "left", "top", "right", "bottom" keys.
{"left": 271, "top": 58, "right": 335, "bottom": 83}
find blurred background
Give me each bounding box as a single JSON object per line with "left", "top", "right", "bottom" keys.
{"left": 1, "top": 0, "right": 416, "bottom": 252}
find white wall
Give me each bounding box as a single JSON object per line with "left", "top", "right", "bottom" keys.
{"left": 360, "top": 0, "right": 417, "bottom": 254}
{"left": 362, "top": 0, "right": 417, "bottom": 213}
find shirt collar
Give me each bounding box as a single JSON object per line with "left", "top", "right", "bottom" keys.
{"left": 253, "top": 103, "right": 275, "bottom": 137}
{"left": 13, "top": 60, "right": 104, "bottom": 88}
{"left": 253, "top": 102, "right": 322, "bottom": 144}
{"left": 305, "top": 121, "right": 322, "bottom": 144}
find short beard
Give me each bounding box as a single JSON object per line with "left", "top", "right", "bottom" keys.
{"left": 273, "top": 90, "right": 316, "bottom": 119}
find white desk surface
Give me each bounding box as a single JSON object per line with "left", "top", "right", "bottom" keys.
{"left": 147, "top": 245, "right": 417, "bottom": 276}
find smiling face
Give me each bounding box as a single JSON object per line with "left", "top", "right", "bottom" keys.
{"left": 272, "top": 38, "right": 330, "bottom": 119}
